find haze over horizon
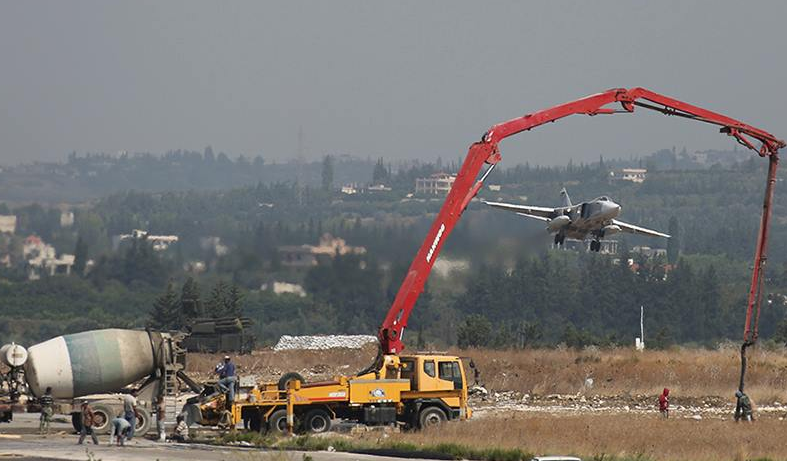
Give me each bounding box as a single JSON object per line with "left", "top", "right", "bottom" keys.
{"left": 1, "top": 1, "right": 785, "bottom": 167}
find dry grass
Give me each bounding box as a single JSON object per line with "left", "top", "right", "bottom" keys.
{"left": 380, "top": 413, "right": 787, "bottom": 461}
{"left": 188, "top": 345, "right": 787, "bottom": 403}
{"left": 460, "top": 346, "right": 787, "bottom": 403}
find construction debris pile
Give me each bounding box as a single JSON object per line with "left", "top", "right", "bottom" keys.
{"left": 468, "top": 389, "right": 752, "bottom": 419}
{"left": 273, "top": 335, "right": 378, "bottom": 351}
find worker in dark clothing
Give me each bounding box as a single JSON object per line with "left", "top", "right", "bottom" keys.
{"left": 469, "top": 360, "right": 480, "bottom": 386}
{"left": 216, "top": 356, "right": 237, "bottom": 403}
{"left": 735, "top": 390, "right": 754, "bottom": 422}
{"left": 38, "top": 386, "right": 54, "bottom": 434}
{"left": 658, "top": 388, "right": 670, "bottom": 418}
{"left": 77, "top": 400, "right": 99, "bottom": 445}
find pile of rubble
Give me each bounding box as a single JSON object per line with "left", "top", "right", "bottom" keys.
{"left": 273, "top": 335, "right": 378, "bottom": 351}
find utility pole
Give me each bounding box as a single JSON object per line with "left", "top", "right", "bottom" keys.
{"left": 635, "top": 305, "right": 645, "bottom": 351}
{"left": 641, "top": 305, "right": 645, "bottom": 350}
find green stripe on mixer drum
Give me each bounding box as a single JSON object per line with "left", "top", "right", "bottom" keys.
{"left": 64, "top": 330, "right": 123, "bottom": 396}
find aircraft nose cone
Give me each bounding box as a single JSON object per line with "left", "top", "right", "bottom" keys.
{"left": 605, "top": 201, "right": 621, "bottom": 216}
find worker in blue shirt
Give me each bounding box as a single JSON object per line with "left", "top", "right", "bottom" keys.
{"left": 216, "top": 355, "right": 236, "bottom": 403}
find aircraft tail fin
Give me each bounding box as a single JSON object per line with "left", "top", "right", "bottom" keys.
{"left": 560, "top": 188, "right": 572, "bottom": 207}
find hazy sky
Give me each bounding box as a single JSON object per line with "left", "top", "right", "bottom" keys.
{"left": 1, "top": 1, "right": 785, "bottom": 166}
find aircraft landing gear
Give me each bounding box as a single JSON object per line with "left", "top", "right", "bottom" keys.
{"left": 554, "top": 233, "right": 566, "bottom": 247}
{"left": 590, "top": 240, "right": 601, "bottom": 252}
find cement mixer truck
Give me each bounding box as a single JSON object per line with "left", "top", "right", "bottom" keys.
{"left": 0, "top": 328, "right": 202, "bottom": 436}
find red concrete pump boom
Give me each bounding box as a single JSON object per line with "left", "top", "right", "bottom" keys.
{"left": 379, "top": 87, "right": 784, "bottom": 355}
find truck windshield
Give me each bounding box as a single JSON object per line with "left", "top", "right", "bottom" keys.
{"left": 438, "top": 361, "right": 463, "bottom": 389}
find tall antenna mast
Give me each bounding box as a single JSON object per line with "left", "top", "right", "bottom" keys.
{"left": 296, "top": 125, "right": 304, "bottom": 206}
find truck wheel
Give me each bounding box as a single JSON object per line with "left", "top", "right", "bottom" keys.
{"left": 90, "top": 404, "right": 114, "bottom": 434}
{"left": 278, "top": 372, "right": 305, "bottom": 390}
{"left": 304, "top": 408, "right": 331, "bottom": 434}
{"left": 134, "top": 407, "right": 151, "bottom": 436}
{"left": 418, "top": 407, "right": 446, "bottom": 429}
{"left": 267, "top": 409, "right": 292, "bottom": 435}
{"left": 71, "top": 412, "right": 82, "bottom": 433}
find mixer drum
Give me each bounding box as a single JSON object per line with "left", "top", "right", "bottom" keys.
{"left": 24, "top": 329, "right": 156, "bottom": 398}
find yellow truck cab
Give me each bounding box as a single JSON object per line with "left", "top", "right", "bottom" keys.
{"left": 192, "top": 353, "right": 471, "bottom": 434}
{"left": 386, "top": 354, "right": 470, "bottom": 424}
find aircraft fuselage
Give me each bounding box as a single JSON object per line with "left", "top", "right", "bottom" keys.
{"left": 554, "top": 197, "right": 621, "bottom": 240}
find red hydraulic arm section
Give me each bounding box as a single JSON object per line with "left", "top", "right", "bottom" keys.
{"left": 379, "top": 87, "right": 784, "bottom": 355}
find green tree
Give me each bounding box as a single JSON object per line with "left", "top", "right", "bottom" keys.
{"left": 456, "top": 314, "right": 492, "bottom": 349}
{"left": 73, "top": 235, "right": 88, "bottom": 276}
{"left": 205, "top": 280, "right": 244, "bottom": 318}
{"left": 667, "top": 216, "right": 680, "bottom": 264}
{"left": 181, "top": 277, "right": 202, "bottom": 322}
{"left": 518, "top": 321, "right": 543, "bottom": 348}
{"left": 372, "top": 157, "right": 389, "bottom": 183}
{"left": 149, "top": 280, "right": 181, "bottom": 330}
{"left": 562, "top": 325, "right": 596, "bottom": 349}
{"left": 227, "top": 284, "right": 244, "bottom": 317}
{"left": 321, "top": 155, "right": 334, "bottom": 192}
{"left": 206, "top": 280, "right": 229, "bottom": 317}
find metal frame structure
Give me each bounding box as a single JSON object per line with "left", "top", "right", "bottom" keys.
{"left": 379, "top": 87, "right": 784, "bottom": 356}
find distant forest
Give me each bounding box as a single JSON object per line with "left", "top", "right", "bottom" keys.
{"left": 0, "top": 145, "right": 748, "bottom": 203}
{"left": 1, "top": 147, "right": 785, "bottom": 350}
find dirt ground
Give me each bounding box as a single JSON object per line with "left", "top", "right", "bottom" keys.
{"left": 0, "top": 413, "right": 427, "bottom": 461}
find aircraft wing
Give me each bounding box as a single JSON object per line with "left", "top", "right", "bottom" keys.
{"left": 483, "top": 201, "right": 555, "bottom": 219}
{"left": 514, "top": 212, "right": 551, "bottom": 223}
{"left": 612, "top": 219, "right": 671, "bottom": 238}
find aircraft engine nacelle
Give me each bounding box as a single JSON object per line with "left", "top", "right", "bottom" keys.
{"left": 547, "top": 215, "right": 571, "bottom": 232}
{"left": 601, "top": 224, "right": 622, "bottom": 237}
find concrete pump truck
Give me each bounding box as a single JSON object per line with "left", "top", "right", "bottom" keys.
{"left": 189, "top": 87, "right": 784, "bottom": 434}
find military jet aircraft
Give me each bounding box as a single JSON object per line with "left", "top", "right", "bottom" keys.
{"left": 483, "top": 188, "right": 670, "bottom": 252}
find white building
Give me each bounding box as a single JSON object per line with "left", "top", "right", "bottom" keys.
{"left": 115, "top": 229, "right": 179, "bottom": 251}
{"left": 619, "top": 168, "right": 647, "bottom": 183}
{"left": 60, "top": 211, "right": 75, "bottom": 228}
{"left": 0, "top": 215, "right": 17, "bottom": 234}
{"left": 262, "top": 281, "right": 307, "bottom": 297}
{"left": 367, "top": 184, "right": 392, "bottom": 192}
{"left": 341, "top": 184, "right": 358, "bottom": 195}
{"left": 23, "top": 235, "right": 74, "bottom": 279}
{"left": 632, "top": 245, "right": 667, "bottom": 259}
{"left": 200, "top": 236, "right": 229, "bottom": 257}
{"left": 415, "top": 173, "right": 456, "bottom": 195}
{"left": 278, "top": 234, "right": 366, "bottom": 269}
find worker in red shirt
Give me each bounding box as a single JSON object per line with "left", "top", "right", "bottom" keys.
{"left": 658, "top": 388, "right": 670, "bottom": 418}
